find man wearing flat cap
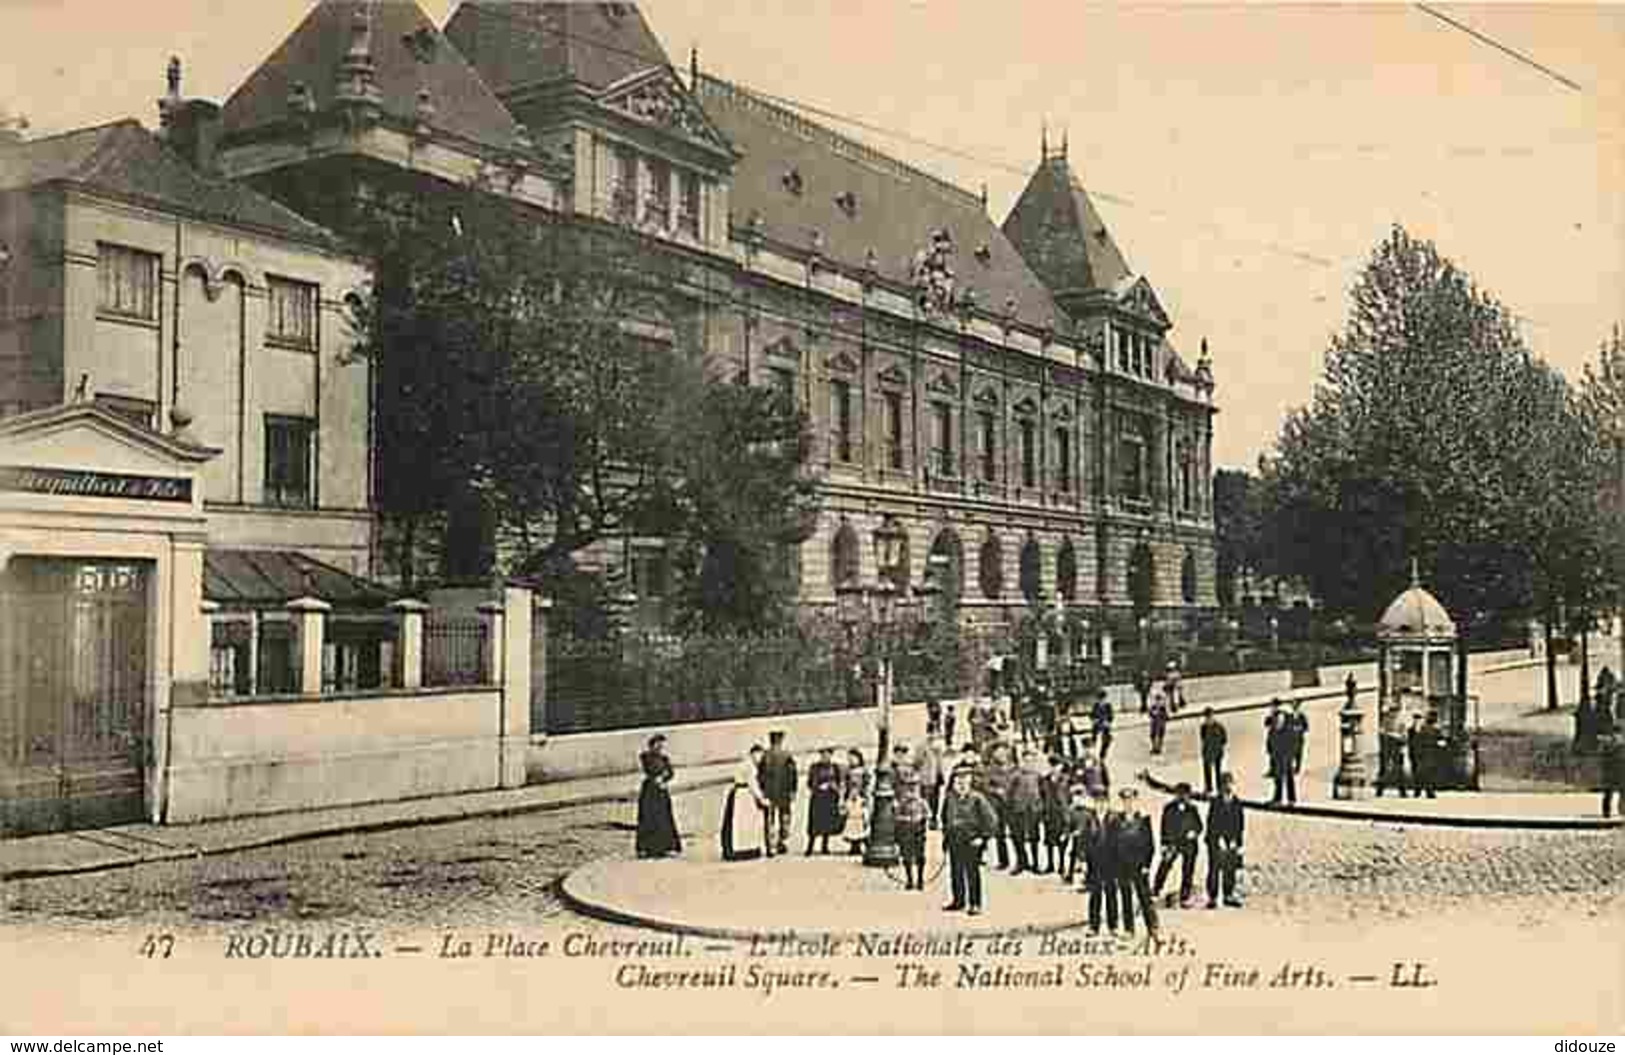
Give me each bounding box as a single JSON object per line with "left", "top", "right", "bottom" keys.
{"left": 758, "top": 730, "right": 797, "bottom": 856}
{"left": 941, "top": 763, "right": 998, "bottom": 915}
{"left": 1111, "top": 786, "right": 1159, "bottom": 937}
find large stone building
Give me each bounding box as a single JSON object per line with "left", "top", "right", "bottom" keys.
{"left": 206, "top": 0, "right": 1219, "bottom": 639}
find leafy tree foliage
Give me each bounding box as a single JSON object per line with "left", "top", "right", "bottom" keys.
{"left": 1213, "top": 468, "right": 1267, "bottom": 608}
{"left": 353, "top": 181, "right": 817, "bottom": 629}
{"left": 1258, "top": 227, "right": 1608, "bottom": 636}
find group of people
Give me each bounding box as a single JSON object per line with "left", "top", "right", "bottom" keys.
{"left": 1375, "top": 707, "right": 1451, "bottom": 799}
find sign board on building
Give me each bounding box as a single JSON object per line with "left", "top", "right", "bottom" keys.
{"left": 0, "top": 465, "right": 192, "bottom": 503}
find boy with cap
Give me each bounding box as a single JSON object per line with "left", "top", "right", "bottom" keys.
{"left": 1006, "top": 747, "right": 1045, "bottom": 876}
{"left": 1040, "top": 754, "right": 1072, "bottom": 876}
{"left": 941, "top": 763, "right": 998, "bottom": 915}
{"left": 1083, "top": 787, "right": 1119, "bottom": 935}
{"left": 758, "top": 730, "right": 797, "bottom": 856}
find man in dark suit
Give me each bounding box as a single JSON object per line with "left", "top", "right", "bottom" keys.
{"left": 1286, "top": 700, "right": 1309, "bottom": 776}
{"left": 758, "top": 730, "right": 798, "bottom": 856}
{"left": 1153, "top": 781, "right": 1204, "bottom": 908}
{"left": 1407, "top": 714, "right": 1437, "bottom": 799}
{"left": 1267, "top": 704, "right": 1297, "bottom": 805}
{"left": 1112, "top": 787, "right": 1159, "bottom": 938}
{"left": 1206, "top": 772, "right": 1245, "bottom": 908}
{"left": 1199, "top": 708, "right": 1228, "bottom": 796}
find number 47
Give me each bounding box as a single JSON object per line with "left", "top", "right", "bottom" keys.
{"left": 139, "top": 933, "right": 174, "bottom": 959}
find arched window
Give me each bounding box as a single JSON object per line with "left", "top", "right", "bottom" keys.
{"left": 831, "top": 520, "right": 861, "bottom": 589}
{"left": 1181, "top": 549, "right": 1198, "bottom": 604}
{"left": 979, "top": 534, "right": 1004, "bottom": 600}
{"left": 1056, "top": 539, "right": 1078, "bottom": 602}
{"left": 1019, "top": 536, "right": 1042, "bottom": 603}
{"left": 928, "top": 528, "right": 964, "bottom": 602}
{"left": 1127, "top": 541, "right": 1155, "bottom": 614}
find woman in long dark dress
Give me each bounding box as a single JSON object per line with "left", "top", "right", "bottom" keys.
{"left": 636, "top": 734, "right": 681, "bottom": 858}
{"left": 805, "top": 746, "right": 844, "bottom": 855}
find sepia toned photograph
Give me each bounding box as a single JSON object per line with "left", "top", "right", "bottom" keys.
{"left": 0, "top": 0, "right": 1620, "bottom": 1036}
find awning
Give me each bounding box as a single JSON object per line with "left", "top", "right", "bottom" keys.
{"left": 204, "top": 549, "right": 395, "bottom": 609}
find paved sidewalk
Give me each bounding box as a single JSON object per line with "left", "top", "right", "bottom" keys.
{"left": 0, "top": 657, "right": 1549, "bottom": 882}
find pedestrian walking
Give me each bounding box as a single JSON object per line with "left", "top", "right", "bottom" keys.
{"left": 1006, "top": 748, "right": 1045, "bottom": 875}
{"left": 841, "top": 748, "right": 871, "bottom": 856}
{"left": 970, "top": 697, "right": 997, "bottom": 755}
{"left": 1267, "top": 702, "right": 1297, "bottom": 805}
{"left": 892, "top": 743, "right": 930, "bottom": 890}
{"left": 1148, "top": 682, "right": 1170, "bottom": 756}
{"left": 759, "top": 729, "right": 797, "bottom": 856}
{"left": 926, "top": 698, "right": 943, "bottom": 737}
{"left": 635, "top": 734, "right": 681, "bottom": 859}
{"left": 1263, "top": 700, "right": 1283, "bottom": 783}
{"left": 1199, "top": 708, "right": 1227, "bottom": 796}
{"left": 1205, "top": 773, "right": 1245, "bottom": 908}
{"left": 804, "top": 746, "right": 843, "bottom": 855}
{"left": 1152, "top": 781, "right": 1203, "bottom": 908}
{"left": 1090, "top": 789, "right": 1123, "bottom": 934}
{"left": 1040, "top": 754, "right": 1071, "bottom": 876}
{"left": 721, "top": 743, "right": 767, "bottom": 862}
{"left": 1165, "top": 661, "right": 1187, "bottom": 713}
{"left": 942, "top": 763, "right": 997, "bottom": 916}
{"left": 1287, "top": 699, "right": 1309, "bottom": 776}
{"left": 983, "top": 742, "right": 1016, "bottom": 870}
{"left": 1408, "top": 714, "right": 1438, "bottom": 799}
{"left": 943, "top": 702, "right": 958, "bottom": 749}
{"left": 1134, "top": 667, "right": 1153, "bottom": 714}
{"left": 1112, "top": 787, "right": 1159, "bottom": 937}
{"left": 1091, "top": 688, "right": 1115, "bottom": 761}
{"left": 1600, "top": 727, "right": 1624, "bottom": 819}
{"left": 1063, "top": 782, "right": 1090, "bottom": 885}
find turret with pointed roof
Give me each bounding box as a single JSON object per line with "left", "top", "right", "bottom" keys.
{"left": 444, "top": 1, "right": 675, "bottom": 99}
{"left": 219, "top": 0, "right": 525, "bottom": 157}
{"left": 1002, "top": 152, "right": 1133, "bottom": 313}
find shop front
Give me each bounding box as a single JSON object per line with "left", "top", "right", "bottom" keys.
{"left": 0, "top": 403, "right": 216, "bottom": 835}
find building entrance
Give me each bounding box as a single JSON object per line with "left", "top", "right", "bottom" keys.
{"left": 0, "top": 558, "right": 151, "bottom": 835}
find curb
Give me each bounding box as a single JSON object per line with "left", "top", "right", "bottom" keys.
{"left": 557, "top": 864, "right": 1098, "bottom": 943}
{"left": 1139, "top": 772, "right": 1625, "bottom": 831}
{"left": 0, "top": 773, "right": 739, "bottom": 884}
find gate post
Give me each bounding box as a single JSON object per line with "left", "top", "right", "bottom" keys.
{"left": 498, "top": 585, "right": 533, "bottom": 789}
{"left": 531, "top": 597, "right": 553, "bottom": 740}
{"left": 288, "top": 596, "right": 330, "bottom": 695}
{"left": 390, "top": 598, "right": 429, "bottom": 689}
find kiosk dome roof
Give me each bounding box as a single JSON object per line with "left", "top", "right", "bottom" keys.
{"left": 1378, "top": 581, "right": 1456, "bottom": 640}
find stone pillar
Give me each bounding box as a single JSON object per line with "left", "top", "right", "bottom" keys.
{"left": 1100, "top": 627, "right": 1115, "bottom": 669}
{"left": 288, "top": 596, "right": 330, "bottom": 695}
{"left": 390, "top": 598, "right": 429, "bottom": 690}
{"left": 498, "top": 585, "right": 533, "bottom": 789}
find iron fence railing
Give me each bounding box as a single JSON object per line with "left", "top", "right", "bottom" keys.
{"left": 424, "top": 618, "right": 490, "bottom": 687}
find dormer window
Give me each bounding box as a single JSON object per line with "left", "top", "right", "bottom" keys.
{"left": 782, "top": 167, "right": 804, "bottom": 195}
{"left": 835, "top": 190, "right": 857, "bottom": 217}
{"left": 974, "top": 244, "right": 992, "bottom": 265}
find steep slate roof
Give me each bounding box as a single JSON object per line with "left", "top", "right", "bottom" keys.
{"left": 0, "top": 120, "right": 346, "bottom": 250}
{"left": 444, "top": 1, "right": 674, "bottom": 96}
{"left": 695, "top": 74, "right": 1062, "bottom": 330}
{"left": 1002, "top": 155, "right": 1133, "bottom": 298}
{"left": 220, "top": 0, "right": 523, "bottom": 152}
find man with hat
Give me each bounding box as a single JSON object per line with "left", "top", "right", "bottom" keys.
{"left": 1199, "top": 707, "right": 1228, "bottom": 796}
{"left": 1111, "top": 786, "right": 1159, "bottom": 937}
{"left": 941, "top": 762, "right": 998, "bottom": 915}
{"left": 1153, "top": 782, "right": 1203, "bottom": 909}
{"left": 1091, "top": 687, "right": 1115, "bottom": 761}
{"left": 1205, "top": 772, "right": 1245, "bottom": 908}
{"left": 1087, "top": 787, "right": 1122, "bottom": 934}
{"left": 758, "top": 730, "right": 797, "bottom": 857}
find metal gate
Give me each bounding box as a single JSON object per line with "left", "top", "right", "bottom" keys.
{"left": 0, "top": 558, "right": 151, "bottom": 836}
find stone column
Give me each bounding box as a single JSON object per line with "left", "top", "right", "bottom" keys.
{"left": 287, "top": 596, "right": 330, "bottom": 696}
{"left": 390, "top": 598, "right": 429, "bottom": 690}
{"left": 531, "top": 597, "right": 554, "bottom": 741}
{"left": 498, "top": 585, "right": 533, "bottom": 789}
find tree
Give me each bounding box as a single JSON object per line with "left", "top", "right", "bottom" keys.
{"left": 1258, "top": 226, "right": 1600, "bottom": 657}
{"left": 1213, "top": 468, "right": 1266, "bottom": 608}
{"left": 356, "top": 182, "right": 817, "bottom": 628}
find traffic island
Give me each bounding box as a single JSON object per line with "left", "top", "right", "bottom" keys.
{"left": 560, "top": 849, "right": 1097, "bottom": 940}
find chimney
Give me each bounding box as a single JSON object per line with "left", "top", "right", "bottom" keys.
{"left": 157, "top": 57, "right": 220, "bottom": 172}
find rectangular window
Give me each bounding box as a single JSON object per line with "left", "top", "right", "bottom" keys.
{"left": 646, "top": 157, "right": 672, "bottom": 229}
{"left": 1116, "top": 329, "right": 1130, "bottom": 373}
{"left": 266, "top": 276, "right": 319, "bottom": 349}
{"left": 264, "top": 414, "right": 315, "bottom": 508}
{"left": 679, "top": 171, "right": 701, "bottom": 238}
{"left": 1118, "top": 414, "right": 1148, "bottom": 502}
{"left": 97, "top": 243, "right": 159, "bottom": 321}
{"left": 1056, "top": 426, "right": 1072, "bottom": 492}
{"left": 830, "top": 379, "right": 854, "bottom": 463}
{"left": 1019, "top": 419, "right": 1036, "bottom": 488}
{"left": 769, "top": 366, "right": 796, "bottom": 402}
{"left": 978, "top": 410, "right": 997, "bottom": 483}
{"left": 631, "top": 546, "right": 670, "bottom": 600}
{"left": 613, "top": 146, "right": 638, "bottom": 221}
{"left": 883, "top": 391, "right": 904, "bottom": 470}
{"left": 932, "top": 402, "right": 953, "bottom": 475}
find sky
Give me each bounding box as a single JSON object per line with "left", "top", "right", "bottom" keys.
{"left": 2, "top": 1, "right": 1620, "bottom": 470}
